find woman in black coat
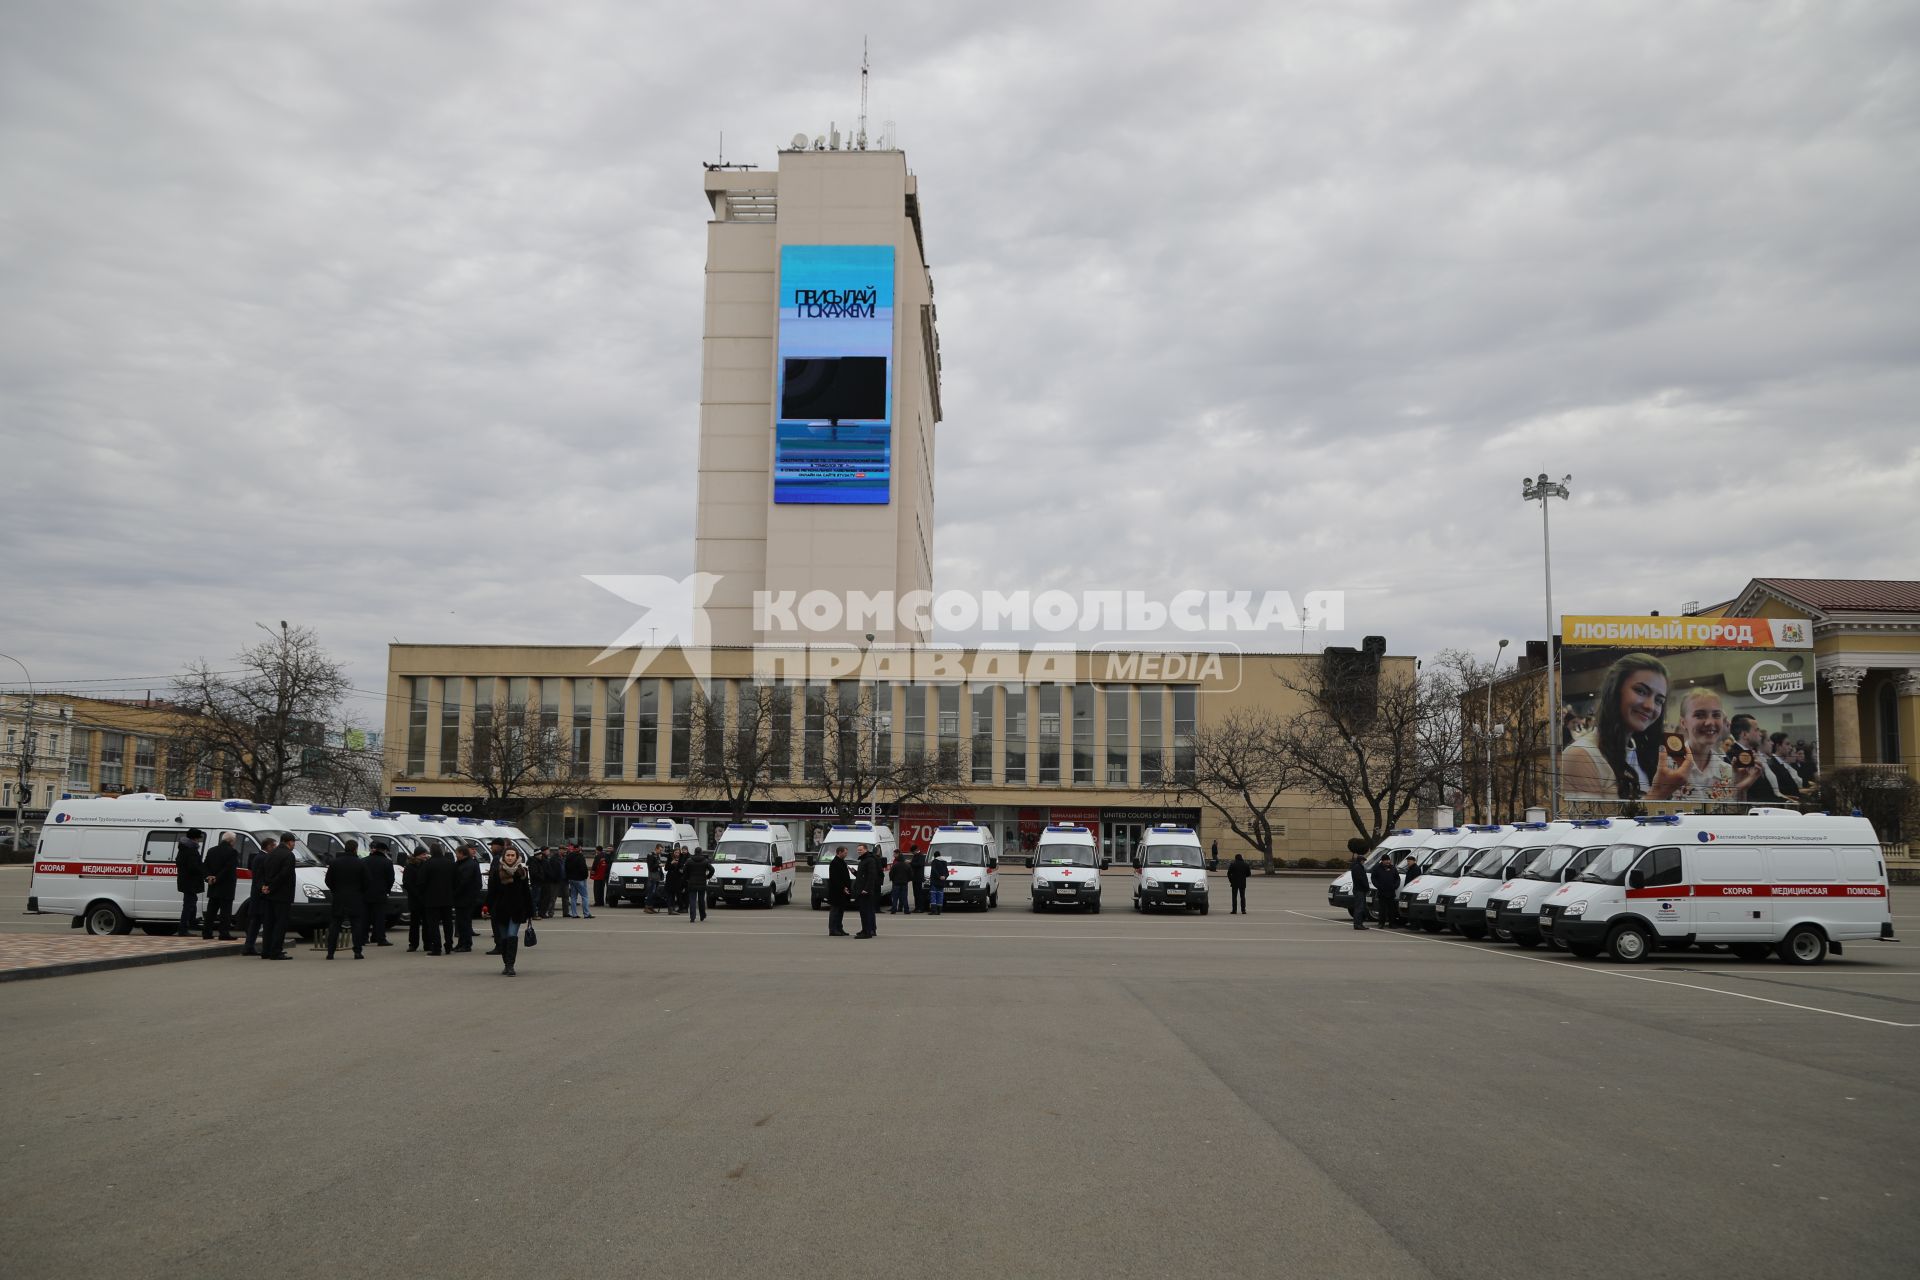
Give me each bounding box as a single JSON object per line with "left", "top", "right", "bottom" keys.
{"left": 487, "top": 847, "right": 536, "bottom": 976}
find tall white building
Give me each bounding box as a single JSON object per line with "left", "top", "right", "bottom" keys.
{"left": 696, "top": 145, "right": 942, "bottom": 646}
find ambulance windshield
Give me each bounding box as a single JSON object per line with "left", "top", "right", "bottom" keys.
{"left": 1145, "top": 846, "right": 1203, "bottom": 867}
{"left": 1422, "top": 848, "right": 1466, "bottom": 876}
{"left": 715, "top": 840, "right": 776, "bottom": 864}
{"left": 928, "top": 842, "right": 989, "bottom": 866}
{"left": 1033, "top": 842, "right": 1096, "bottom": 867}
{"left": 1463, "top": 847, "right": 1514, "bottom": 878}
{"left": 1577, "top": 845, "right": 1646, "bottom": 885}
{"left": 1522, "top": 845, "right": 1580, "bottom": 880}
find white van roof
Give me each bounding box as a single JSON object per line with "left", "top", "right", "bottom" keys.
{"left": 1618, "top": 812, "right": 1880, "bottom": 842}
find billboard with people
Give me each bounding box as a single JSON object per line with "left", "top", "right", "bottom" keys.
{"left": 1558, "top": 615, "right": 1818, "bottom": 807}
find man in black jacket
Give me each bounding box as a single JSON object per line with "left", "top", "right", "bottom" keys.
{"left": 404, "top": 850, "right": 432, "bottom": 951}
{"left": 325, "top": 838, "right": 368, "bottom": 959}
{"left": 256, "top": 832, "right": 299, "bottom": 959}
{"left": 854, "top": 845, "right": 884, "bottom": 939}
{"left": 909, "top": 849, "right": 929, "bottom": 914}
{"left": 174, "top": 828, "right": 205, "bottom": 936}
{"left": 241, "top": 834, "right": 278, "bottom": 956}
{"left": 452, "top": 842, "right": 484, "bottom": 951}
{"left": 363, "top": 840, "right": 396, "bottom": 946}
{"left": 826, "top": 847, "right": 853, "bottom": 937}
{"left": 1227, "top": 852, "right": 1251, "bottom": 914}
{"left": 201, "top": 832, "right": 239, "bottom": 940}
{"left": 563, "top": 845, "right": 591, "bottom": 919}
{"left": 644, "top": 846, "right": 664, "bottom": 915}
{"left": 685, "top": 848, "right": 712, "bottom": 924}
{"left": 1370, "top": 851, "right": 1401, "bottom": 928}
{"left": 422, "top": 844, "right": 456, "bottom": 956}
{"left": 1346, "top": 839, "right": 1371, "bottom": 931}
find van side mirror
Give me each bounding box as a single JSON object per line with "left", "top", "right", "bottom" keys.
{"left": 1101, "top": 858, "right": 1112, "bottom": 870}
{"left": 987, "top": 858, "right": 997, "bottom": 870}
{"left": 1627, "top": 869, "right": 1645, "bottom": 889}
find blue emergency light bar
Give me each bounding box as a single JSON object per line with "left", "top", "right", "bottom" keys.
{"left": 222, "top": 800, "right": 273, "bottom": 812}
{"left": 1635, "top": 815, "right": 1682, "bottom": 825}
{"left": 305, "top": 805, "right": 349, "bottom": 816}
{"left": 1569, "top": 818, "right": 1614, "bottom": 828}
{"left": 1511, "top": 821, "right": 1550, "bottom": 830}
{"left": 1466, "top": 824, "right": 1504, "bottom": 832}
{"left": 369, "top": 810, "right": 402, "bottom": 819}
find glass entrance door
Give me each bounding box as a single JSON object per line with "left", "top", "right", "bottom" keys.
{"left": 1103, "top": 822, "right": 1143, "bottom": 868}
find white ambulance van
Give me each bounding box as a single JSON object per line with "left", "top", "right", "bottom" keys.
{"left": 1029, "top": 822, "right": 1101, "bottom": 912}
{"left": 1134, "top": 823, "right": 1210, "bottom": 914}
{"left": 1435, "top": 821, "right": 1573, "bottom": 939}
{"left": 923, "top": 822, "right": 999, "bottom": 910}
{"left": 30, "top": 794, "right": 289, "bottom": 935}
{"left": 809, "top": 821, "right": 898, "bottom": 909}
{"left": 395, "top": 812, "right": 463, "bottom": 856}
{"left": 1328, "top": 828, "right": 1436, "bottom": 916}
{"left": 607, "top": 819, "right": 698, "bottom": 906}
{"left": 1397, "top": 825, "right": 1510, "bottom": 932}
{"left": 1539, "top": 811, "right": 1893, "bottom": 965}
{"left": 708, "top": 820, "right": 798, "bottom": 907}
{"left": 1482, "top": 819, "right": 1623, "bottom": 947}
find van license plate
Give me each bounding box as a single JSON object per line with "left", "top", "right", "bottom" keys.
{"left": 724, "top": 884, "right": 742, "bottom": 892}
{"left": 1057, "top": 887, "right": 1076, "bottom": 895}
{"left": 1486, "top": 909, "right": 1497, "bottom": 919}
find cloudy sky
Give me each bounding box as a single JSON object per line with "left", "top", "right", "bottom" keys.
{"left": 2, "top": 0, "right": 1915, "bottom": 725}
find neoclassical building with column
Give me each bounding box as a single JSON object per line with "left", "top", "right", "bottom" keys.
{"left": 1728, "top": 578, "right": 1920, "bottom": 778}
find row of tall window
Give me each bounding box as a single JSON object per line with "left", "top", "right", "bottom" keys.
{"left": 404, "top": 677, "right": 1196, "bottom": 786}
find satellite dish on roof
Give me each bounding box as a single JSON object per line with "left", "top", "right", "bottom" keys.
{"left": 790, "top": 133, "right": 808, "bottom": 150}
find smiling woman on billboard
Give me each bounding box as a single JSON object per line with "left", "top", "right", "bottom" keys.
{"left": 1562, "top": 653, "right": 1674, "bottom": 800}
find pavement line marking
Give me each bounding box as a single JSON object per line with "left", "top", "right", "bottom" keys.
{"left": 525, "top": 926, "right": 1362, "bottom": 942}
{"left": 1285, "top": 910, "right": 1920, "bottom": 1028}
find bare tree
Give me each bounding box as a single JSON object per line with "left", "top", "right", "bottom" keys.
{"left": 1158, "top": 707, "right": 1295, "bottom": 872}
{"left": 285, "top": 720, "right": 387, "bottom": 810}
{"left": 799, "top": 685, "right": 965, "bottom": 823}
{"left": 1430, "top": 650, "right": 1550, "bottom": 822}
{"left": 444, "top": 705, "right": 598, "bottom": 821}
{"left": 170, "top": 623, "right": 352, "bottom": 805}
{"left": 1274, "top": 653, "right": 1460, "bottom": 844}
{"left": 686, "top": 683, "right": 796, "bottom": 824}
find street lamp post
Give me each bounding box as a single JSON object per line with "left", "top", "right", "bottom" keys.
{"left": 1486, "top": 638, "right": 1508, "bottom": 821}
{"left": 1520, "top": 474, "right": 1571, "bottom": 816}
{"left": 1, "top": 652, "right": 35, "bottom": 853}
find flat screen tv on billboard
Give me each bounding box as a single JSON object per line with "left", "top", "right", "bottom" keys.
{"left": 774, "top": 245, "right": 895, "bottom": 505}
{"left": 1558, "top": 615, "right": 1818, "bottom": 807}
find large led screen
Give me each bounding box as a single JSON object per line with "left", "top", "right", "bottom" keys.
{"left": 774, "top": 245, "right": 894, "bottom": 504}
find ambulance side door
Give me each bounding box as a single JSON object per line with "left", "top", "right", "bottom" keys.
{"left": 136, "top": 829, "right": 182, "bottom": 920}
{"left": 1631, "top": 846, "right": 1689, "bottom": 938}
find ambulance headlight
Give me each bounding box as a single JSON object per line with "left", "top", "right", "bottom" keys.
{"left": 1562, "top": 900, "right": 1588, "bottom": 918}
{"left": 753, "top": 873, "right": 770, "bottom": 886}
{"left": 1417, "top": 890, "right": 1434, "bottom": 902}
{"left": 303, "top": 885, "right": 328, "bottom": 902}
{"left": 1506, "top": 893, "right": 1529, "bottom": 909}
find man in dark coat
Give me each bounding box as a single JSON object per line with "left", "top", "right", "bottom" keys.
{"left": 422, "top": 843, "right": 456, "bottom": 956}
{"left": 174, "top": 828, "right": 205, "bottom": 935}
{"left": 241, "top": 834, "right": 278, "bottom": 956}
{"left": 363, "top": 839, "right": 396, "bottom": 946}
{"left": 451, "top": 841, "right": 484, "bottom": 951}
{"left": 686, "top": 848, "right": 712, "bottom": 924}
{"left": 256, "top": 831, "right": 299, "bottom": 959}
{"left": 201, "top": 831, "right": 239, "bottom": 940}
{"left": 854, "top": 845, "right": 884, "bottom": 939}
{"left": 909, "top": 849, "right": 929, "bottom": 914}
{"left": 325, "top": 838, "right": 368, "bottom": 959}
{"left": 644, "top": 846, "right": 664, "bottom": 914}
{"left": 826, "top": 847, "right": 853, "bottom": 937}
{"left": 928, "top": 850, "right": 949, "bottom": 916}
{"left": 1370, "top": 851, "right": 1402, "bottom": 928}
{"left": 1226, "top": 852, "right": 1251, "bottom": 914}
{"left": 404, "top": 848, "right": 432, "bottom": 951}
{"left": 1346, "top": 838, "right": 1371, "bottom": 931}
{"left": 564, "top": 845, "right": 592, "bottom": 919}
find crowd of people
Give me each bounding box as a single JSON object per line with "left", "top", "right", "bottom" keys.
{"left": 1561, "top": 654, "right": 1820, "bottom": 803}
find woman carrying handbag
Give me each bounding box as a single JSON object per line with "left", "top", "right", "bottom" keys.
{"left": 488, "top": 844, "right": 537, "bottom": 976}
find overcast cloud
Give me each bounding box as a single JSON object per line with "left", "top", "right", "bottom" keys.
{"left": 2, "top": 0, "right": 1916, "bottom": 723}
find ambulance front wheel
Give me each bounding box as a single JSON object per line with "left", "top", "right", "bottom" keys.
{"left": 1088, "top": 898, "right": 1100, "bottom": 914}
{"left": 1777, "top": 925, "right": 1828, "bottom": 966}
{"left": 1604, "top": 923, "right": 1654, "bottom": 963}
{"left": 84, "top": 901, "right": 131, "bottom": 936}
{"left": 1198, "top": 901, "right": 1209, "bottom": 916}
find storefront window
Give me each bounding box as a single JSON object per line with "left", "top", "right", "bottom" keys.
{"left": 1106, "top": 688, "right": 1129, "bottom": 785}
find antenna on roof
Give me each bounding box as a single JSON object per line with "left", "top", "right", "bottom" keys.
{"left": 718, "top": 131, "right": 724, "bottom": 165}
{"left": 856, "top": 38, "right": 869, "bottom": 151}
